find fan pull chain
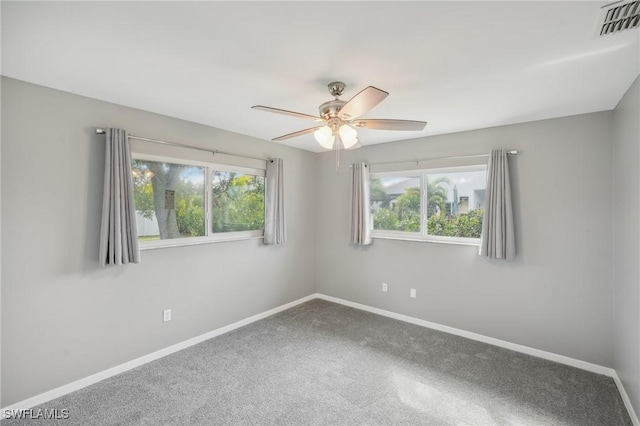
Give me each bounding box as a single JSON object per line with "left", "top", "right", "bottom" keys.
{"left": 335, "top": 138, "right": 340, "bottom": 172}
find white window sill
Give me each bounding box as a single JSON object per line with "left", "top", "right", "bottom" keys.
{"left": 140, "top": 235, "right": 264, "bottom": 250}
{"left": 372, "top": 234, "right": 480, "bottom": 247}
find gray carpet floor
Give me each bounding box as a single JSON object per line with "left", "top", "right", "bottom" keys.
{"left": 2, "top": 299, "right": 632, "bottom": 425}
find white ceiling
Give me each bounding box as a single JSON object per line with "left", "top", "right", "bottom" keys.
{"left": 2, "top": 1, "right": 639, "bottom": 152}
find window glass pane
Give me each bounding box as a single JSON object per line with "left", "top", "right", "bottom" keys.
{"left": 371, "top": 176, "right": 421, "bottom": 232}
{"left": 427, "top": 170, "right": 486, "bottom": 238}
{"left": 132, "top": 160, "right": 206, "bottom": 241}
{"left": 212, "top": 171, "right": 265, "bottom": 233}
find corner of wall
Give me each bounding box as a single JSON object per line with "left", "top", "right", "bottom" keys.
{"left": 612, "top": 73, "right": 640, "bottom": 420}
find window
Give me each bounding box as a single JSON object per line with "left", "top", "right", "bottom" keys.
{"left": 370, "top": 165, "right": 487, "bottom": 245}
{"left": 132, "top": 154, "right": 265, "bottom": 248}
{"left": 371, "top": 175, "right": 422, "bottom": 235}
{"left": 211, "top": 171, "right": 265, "bottom": 233}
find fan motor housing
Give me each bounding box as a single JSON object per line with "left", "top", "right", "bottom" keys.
{"left": 319, "top": 99, "right": 347, "bottom": 120}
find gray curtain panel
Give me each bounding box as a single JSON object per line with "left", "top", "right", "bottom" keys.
{"left": 480, "top": 149, "right": 515, "bottom": 260}
{"left": 350, "top": 162, "right": 373, "bottom": 245}
{"left": 264, "top": 158, "right": 286, "bottom": 245}
{"left": 99, "top": 128, "right": 140, "bottom": 266}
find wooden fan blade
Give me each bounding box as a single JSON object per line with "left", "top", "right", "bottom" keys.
{"left": 338, "top": 86, "right": 389, "bottom": 120}
{"left": 252, "top": 105, "right": 323, "bottom": 122}
{"left": 353, "top": 119, "right": 427, "bottom": 131}
{"left": 272, "top": 126, "right": 324, "bottom": 141}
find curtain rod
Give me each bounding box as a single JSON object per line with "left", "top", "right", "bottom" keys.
{"left": 95, "top": 128, "right": 271, "bottom": 163}
{"left": 366, "top": 150, "right": 518, "bottom": 167}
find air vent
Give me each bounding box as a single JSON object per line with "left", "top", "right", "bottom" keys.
{"left": 599, "top": 1, "right": 640, "bottom": 35}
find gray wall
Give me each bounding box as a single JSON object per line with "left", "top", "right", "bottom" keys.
{"left": 315, "top": 112, "right": 614, "bottom": 367}
{"left": 613, "top": 75, "right": 640, "bottom": 416}
{"left": 0, "top": 77, "right": 318, "bottom": 406}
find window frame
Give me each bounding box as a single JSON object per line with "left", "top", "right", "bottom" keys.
{"left": 370, "top": 164, "right": 487, "bottom": 246}
{"left": 131, "top": 152, "right": 266, "bottom": 250}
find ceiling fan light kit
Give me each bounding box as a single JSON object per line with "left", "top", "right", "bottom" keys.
{"left": 338, "top": 124, "right": 358, "bottom": 149}
{"left": 314, "top": 126, "right": 335, "bottom": 149}
{"left": 252, "top": 81, "right": 428, "bottom": 152}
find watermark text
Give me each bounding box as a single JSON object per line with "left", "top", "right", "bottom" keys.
{"left": 3, "top": 408, "right": 70, "bottom": 420}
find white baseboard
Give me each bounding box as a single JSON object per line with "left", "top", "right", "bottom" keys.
{"left": 1, "top": 294, "right": 317, "bottom": 418}
{"left": 3, "top": 292, "right": 638, "bottom": 425}
{"left": 612, "top": 371, "right": 640, "bottom": 426}
{"left": 316, "top": 294, "right": 614, "bottom": 375}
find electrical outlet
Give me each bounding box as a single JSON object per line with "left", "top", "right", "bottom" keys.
{"left": 163, "top": 309, "right": 171, "bottom": 322}
{"left": 382, "top": 282, "right": 388, "bottom": 293}
{"left": 410, "top": 288, "right": 417, "bottom": 299}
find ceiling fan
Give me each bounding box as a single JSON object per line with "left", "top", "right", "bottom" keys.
{"left": 252, "top": 81, "right": 427, "bottom": 150}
